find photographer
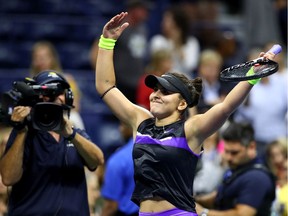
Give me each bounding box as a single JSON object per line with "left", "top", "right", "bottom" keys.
{"left": 0, "top": 71, "right": 104, "bottom": 215}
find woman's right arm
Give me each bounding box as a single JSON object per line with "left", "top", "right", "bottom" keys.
{"left": 95, "top": 12, "right": 152, "bottom": 129}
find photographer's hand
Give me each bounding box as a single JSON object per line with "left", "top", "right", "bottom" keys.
{"left": 56, "top": 117, "right": 104, "bottom": 170}
{"left": 56, "top": 116, "right": 74, "bottom": 138}
{"left": 11, "top": 106, "right": 31, "bottom": 131}
{"left": 11, "top": 106, "right": 31, "bottom": 123}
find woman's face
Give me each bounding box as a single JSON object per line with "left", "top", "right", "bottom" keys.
{"left": 269, "top": 145, "right": 286, "bottom": 168}
{"left": 32, "top": 46, "right": 54, "bottom": 71}
{"left": 199, "top": 60, "right": 221, "bottom": 84}
{"left": 149, "top": 84, "right": 183, "bottom": 119}
{"left": 161, "top": 12, "right": 176, "bottom": 37}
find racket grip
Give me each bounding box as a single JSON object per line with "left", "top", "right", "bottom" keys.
{"left": 267, "top": 44, "right": 282, "bottom": 55}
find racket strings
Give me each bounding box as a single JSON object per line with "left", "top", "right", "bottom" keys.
{"left": 220, "top": 60, "right": 278, "bottom": 81}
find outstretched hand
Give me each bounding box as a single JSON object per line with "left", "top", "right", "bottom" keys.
{"left": 259, "top": 51, "right": 276, "bottom": 61}
{"left": 102, "top": 12, "right": 129, "bottom": 40}
{"left": 258, "top": 44, "right": 279, "bottom": 61}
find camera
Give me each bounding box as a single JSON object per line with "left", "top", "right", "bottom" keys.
{"left": 30, "top": 102, "right": 65, "bottom": 131}
{"left": 0, "top": 80, "right": 70, "bottom": 131}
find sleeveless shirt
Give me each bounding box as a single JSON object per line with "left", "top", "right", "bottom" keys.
{"left": 132, "top": 118, "right": 200, "bottom": 212}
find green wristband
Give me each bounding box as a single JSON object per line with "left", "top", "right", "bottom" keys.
{"left": 98, "top": 35, "right": 117, "bottom": 50}
{"left": 246, "top": 67, "right": 261, "bottom": 85}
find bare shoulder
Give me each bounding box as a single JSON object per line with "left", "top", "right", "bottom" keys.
{"left": 184, "top": 114, "right": 204, "bottom": 152}
{"left": 185, "top": 114, "right": 203, "bottom": 136}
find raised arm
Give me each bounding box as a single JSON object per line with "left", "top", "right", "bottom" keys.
{"left": 189, "top": 50, "right": 277, "bottom": 142}
{"left": 95, "top": 12, "right": 151, "bottom": 129}
{"left": 95, "top": 12, "right": 129, "bottom": 94}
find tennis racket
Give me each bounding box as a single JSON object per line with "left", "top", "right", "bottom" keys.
{"left": 220, "top": 44, "right": 282, "bottom": 81}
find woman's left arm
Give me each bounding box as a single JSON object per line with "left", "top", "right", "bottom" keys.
{"left": 190, "top": 50, "right": 276, "bottom": 142}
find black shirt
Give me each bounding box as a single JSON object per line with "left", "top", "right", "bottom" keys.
{"left": 215, "top": 158, "right": 275, "bottom": 216}
{"left": 132, "top": 118, "right": 200, "bottom": 212}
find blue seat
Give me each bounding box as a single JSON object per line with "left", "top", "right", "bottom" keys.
{"left": 0, "top": 43, "right": 20, "bottom": 68}
{"left": 70, "top": 23, "right": 102, "bottom": 43}
{"left": 0, "top": 69, "right": 28, "bottom": 94}
{"left": 57, "top": 43, "right": 91, "bottom": 70}
{"left": 0, "top": 0, "right": 34, "bottom": 13}
{"left": 0, "top": 42, "right": 32, "bottom": 68}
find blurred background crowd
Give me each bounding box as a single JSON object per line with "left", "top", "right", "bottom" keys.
{"left": 0, "top": 0, "right": 287, "bottom": 215}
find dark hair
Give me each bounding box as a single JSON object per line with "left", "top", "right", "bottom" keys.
{"left": 167, "top": 72, "right": 202, "bottom": 107}
{"left": 221, "top": 121, "right": 255, "bottom": 146}
{"left": 166, "top": 6, "right": 190, "bottom": 44}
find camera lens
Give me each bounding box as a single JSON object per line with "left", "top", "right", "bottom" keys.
{"left": 36, "top": 109, "right": 55, "bottom": 126}
{"left": 32, "top": 102, "right": 63, "bottom": 131}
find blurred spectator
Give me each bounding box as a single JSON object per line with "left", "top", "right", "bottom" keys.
{"left": 243, "top": 0, "right": 282, "bottom": 48}
{"left": 30, "top": 40, "right": 85, "bottom": 130}
{"left": 192, "top": 0, "right": 247, "bottom": 69}
{"left": 173, "top": 0, "right": 199, "bottom": 34}
{"left": 265, "top": 139, "right": 287, "bottom": 187}
{"left": 100, "top": 122, "right": 139, "bottom": 216}
{"left": 274, "top": 0, "right": 287, "bottom": 46}
{"left": 90, "top": 0, "right": 151, "bottom": 103}
{"left": 265, "top": 139, "right": 288, "bottom": 216}
{"left": 234, "top": 46, "right": 288, "bottom": 156}
{"left": 196, "top": 49, "right": 232, "bottom": 114}
{"left": 193, "top": 131, "right": 226, "bottom": 196}
{"left": 214, "top": 30, "right": 247, "bottom": 70}
{"left": 193, "top": 0, "right": 222, "bottom": 50}
{"left": 149, "top": 5, "right": 200, "bottom": 78}
{"left": 30, "top": 41, "right": 62, "bottom": 76}
{"left": 136, "top": 49, "right": 172, "bottom": 110}
{"left": 195, "top": 121, "right": 276, "bottom": 216}
{"left": 277, "top": 158, "right": 288, "bottom": 216}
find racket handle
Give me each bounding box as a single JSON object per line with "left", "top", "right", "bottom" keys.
{"left": 267, "top": 44, "right": 282, "bottom": 55}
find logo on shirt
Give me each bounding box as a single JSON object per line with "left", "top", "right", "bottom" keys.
{"left": 66, "top": 142, "right": 74, "bottom": 147}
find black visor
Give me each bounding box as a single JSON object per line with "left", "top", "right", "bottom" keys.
{"left": 145, "top": 74, "right": 194, "bottom": 107}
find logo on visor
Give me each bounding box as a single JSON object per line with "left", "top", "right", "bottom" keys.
{"left": 48, "top": 72, "right": 60, "bottom": 78}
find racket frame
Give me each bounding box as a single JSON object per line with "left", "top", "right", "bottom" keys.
{"left": 219, "top": 58, "right": 279, "bottom": 81}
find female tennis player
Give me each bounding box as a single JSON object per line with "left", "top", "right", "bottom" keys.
{"left": 95, "top": 12, "right": 277, "bottom": 216}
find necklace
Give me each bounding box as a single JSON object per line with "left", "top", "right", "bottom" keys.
{"left": 163, "top": 125, "right": 166, "bottom": 133}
